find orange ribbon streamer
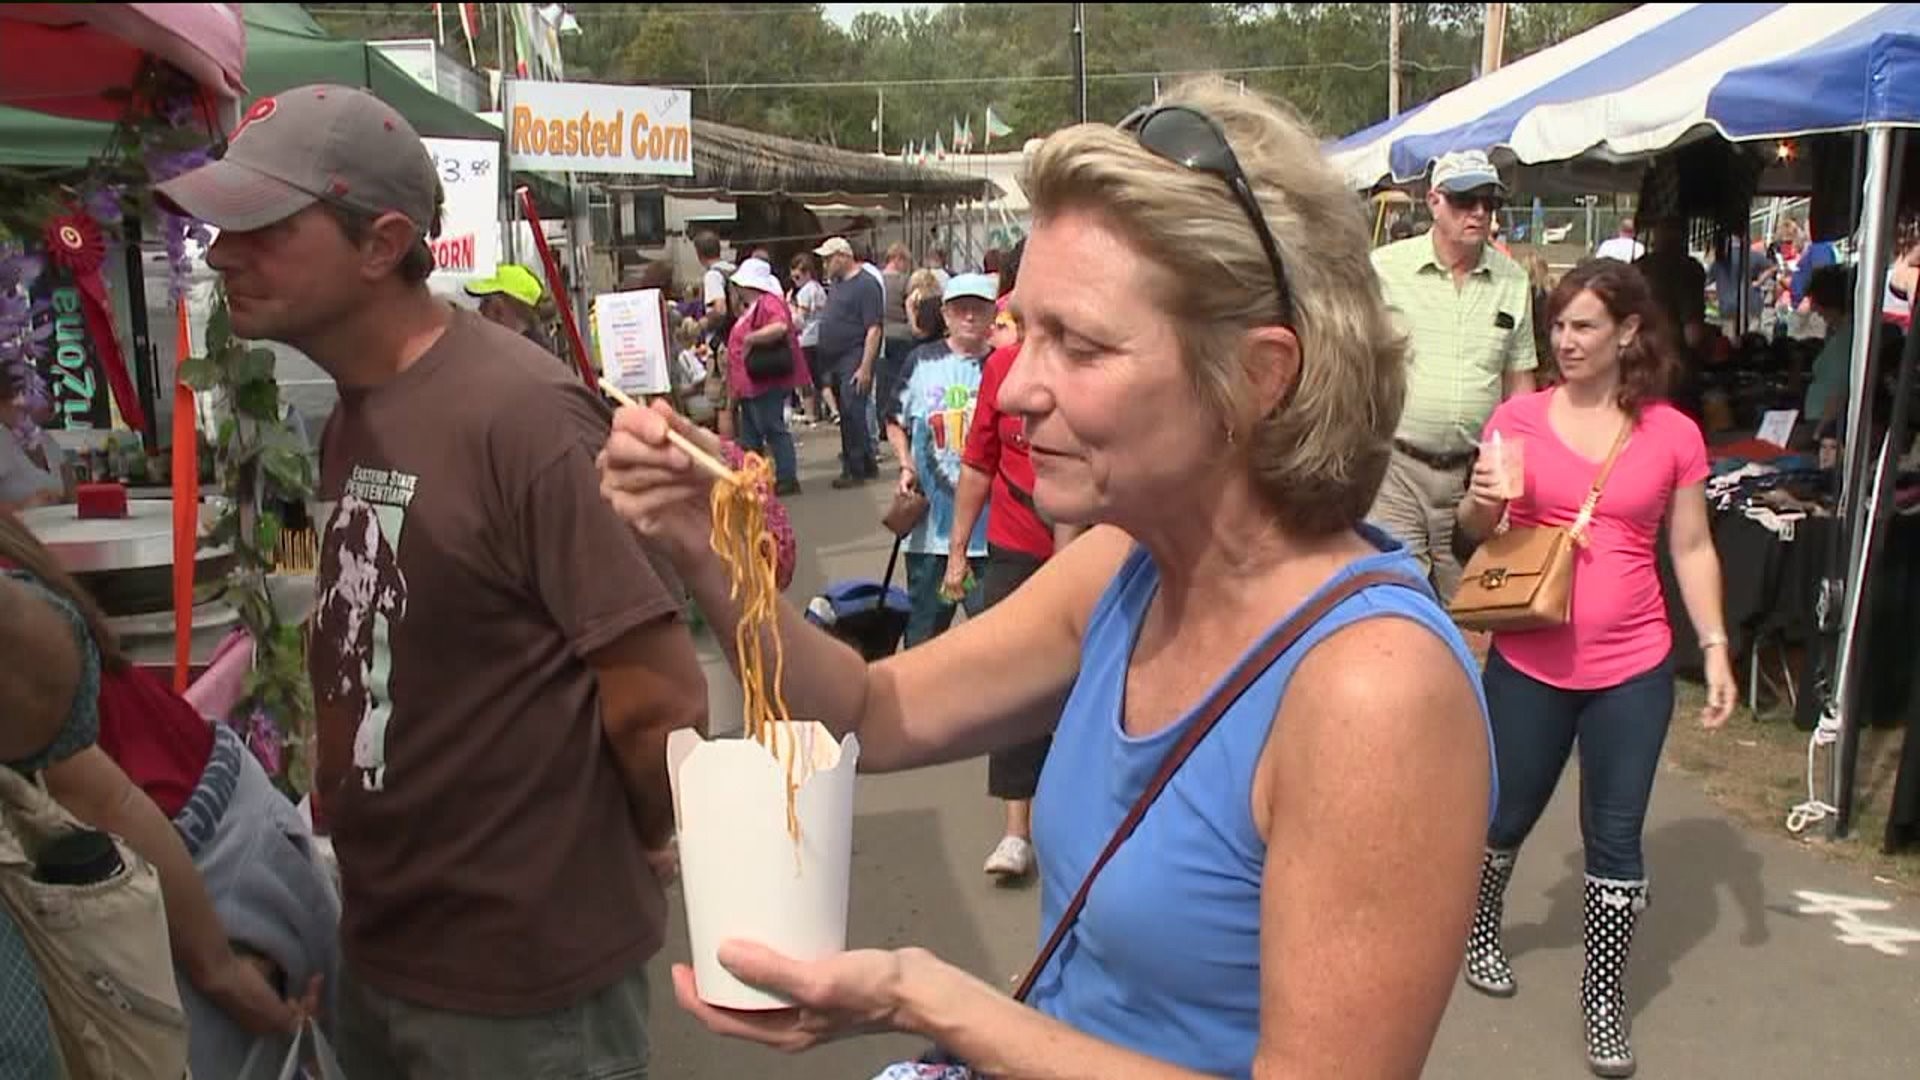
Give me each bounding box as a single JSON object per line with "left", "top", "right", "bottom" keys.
{"left": 171, "top": 299, "right": 198, "bottom": 692}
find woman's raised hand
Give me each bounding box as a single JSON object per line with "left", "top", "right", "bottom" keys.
{"left": 599, "top": 399, "right": 721, "bottom": 561}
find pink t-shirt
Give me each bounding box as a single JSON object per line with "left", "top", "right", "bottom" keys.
{"left": 1483, "top": 390, "right": 1709, "bottom": 690}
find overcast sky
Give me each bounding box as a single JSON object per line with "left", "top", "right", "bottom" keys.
{"left": 820, "top": 4, "right": 942, "bottom": 29}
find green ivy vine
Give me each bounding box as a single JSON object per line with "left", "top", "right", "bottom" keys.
{"left": 177, "top": 294, "right": 318, "bottom": 795}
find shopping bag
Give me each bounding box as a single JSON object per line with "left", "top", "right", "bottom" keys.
{"left": 238, "top": 1016, "right": 347, "bottom": 1080}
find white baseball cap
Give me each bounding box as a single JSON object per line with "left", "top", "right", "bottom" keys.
{"left": 942, "top": 273, "right": 997, "bottom": 304}
{"left": 813, "top": 236, "right": 854, "bottom": 258}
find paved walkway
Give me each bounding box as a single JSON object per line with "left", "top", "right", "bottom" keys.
{"left": 650, "top": 428, "right": 1920, "bottom": 1078}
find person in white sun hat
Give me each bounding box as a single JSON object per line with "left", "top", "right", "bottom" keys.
{"left": 725, "top": 256, "right": 810, "bottom": 495}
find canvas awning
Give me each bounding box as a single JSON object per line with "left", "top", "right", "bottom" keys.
{"left": 1330, "top": 3, "right": 1920, "bottom": 189}
{"left": 597, "top": 119, "right": 998, "bottom": 205}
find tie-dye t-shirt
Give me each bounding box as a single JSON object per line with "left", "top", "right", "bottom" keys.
{"left": 889, "top": 341, "right": 991, "bottom": 559}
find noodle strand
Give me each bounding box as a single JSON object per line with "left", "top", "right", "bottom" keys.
{"left": 710, "top": 453, "right": 807, "bottom": 840}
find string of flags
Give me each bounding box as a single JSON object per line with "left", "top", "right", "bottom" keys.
{"left": 900, "top": 105, "right": 1016, "bottom": 165}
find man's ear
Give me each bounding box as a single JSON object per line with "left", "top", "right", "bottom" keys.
{"left": 360, "top": 211, "right": 421, "bottom": 280}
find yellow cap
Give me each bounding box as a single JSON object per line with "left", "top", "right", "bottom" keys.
{"left": 464, "top": 263, "right": 545, "bottom": 307}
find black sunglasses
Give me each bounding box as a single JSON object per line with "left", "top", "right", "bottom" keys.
{"left": 1443, "top": 191, "right": 1505, "bottom": 214}
{"left": 1119, "top": 104, "right": 1296, "bottom": 329}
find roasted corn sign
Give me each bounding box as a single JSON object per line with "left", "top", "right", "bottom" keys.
{"left": 505, "top": 81, "right": 693, "bottom": 177}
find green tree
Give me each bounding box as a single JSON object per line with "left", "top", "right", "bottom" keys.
{"left": 302, "top": 2, "right": 1637, "bottom": 150}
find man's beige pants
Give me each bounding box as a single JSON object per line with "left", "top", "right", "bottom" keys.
{"left": 1369, "top": 447, "right": 1473, "bottom": 603}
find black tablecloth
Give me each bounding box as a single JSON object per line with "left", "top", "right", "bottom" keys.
{"left": 1661, "top": 510, "right": 1920, "bottom": 852}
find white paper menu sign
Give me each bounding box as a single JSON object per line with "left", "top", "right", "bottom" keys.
{"left": 593, "top": 289, "right": 671, "bottom": 396}
{"left": 1757, "top": 409, "right": 1799, "bottom": 448}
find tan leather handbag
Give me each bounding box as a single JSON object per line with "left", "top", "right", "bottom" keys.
{"left": 1450, "top": 423, "right": 1630, "bottom": 633}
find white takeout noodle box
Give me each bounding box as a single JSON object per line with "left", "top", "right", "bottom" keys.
{"left": 668, "top": 723, "right": 860, "bottom": 1009}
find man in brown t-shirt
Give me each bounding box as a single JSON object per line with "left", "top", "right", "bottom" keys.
{"left": 159, "top": 85, "right": 706, "bottom": 1079}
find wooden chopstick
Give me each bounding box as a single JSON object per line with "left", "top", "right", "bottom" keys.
{"left": 597, "top": 378, "right": 739, "bottom": 485}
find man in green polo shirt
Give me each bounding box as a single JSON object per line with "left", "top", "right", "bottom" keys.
{"left": 1370, "top": 149, "right": 1538, "bottom": 601}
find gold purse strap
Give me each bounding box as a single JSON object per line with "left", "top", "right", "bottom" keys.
{"left": 1568, "top": 419, "right": 1633, "bottom": 543}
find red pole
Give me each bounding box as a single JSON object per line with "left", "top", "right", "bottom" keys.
{"left": 515, "top": 185, "right": 595, "bottom": 386}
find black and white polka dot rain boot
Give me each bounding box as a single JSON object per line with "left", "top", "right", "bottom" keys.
{"left": 1581, "top": 875, "right": 1648, "bottom": 1078}
{"left": 1464, "top": 848, "right": 1519, "bottom": 998}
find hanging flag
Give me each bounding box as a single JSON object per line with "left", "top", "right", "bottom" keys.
{"left": 935, "top": 132, "right": 946, "bottom": 160}
{"left": 984, "top": 105, "right": 1011, "bottom": 145}
{"left": 512, "top": 3, "right": 538, "bottom": 78}
{"left": 952, "top": 118, "right": 963, "bottom": 154}
{"left": 459, "top": 3, "right": 479, "bottom": 65}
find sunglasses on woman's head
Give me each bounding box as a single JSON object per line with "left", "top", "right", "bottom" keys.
{"left": 1117, "top": 104, "right": 1296, "bottom": 330}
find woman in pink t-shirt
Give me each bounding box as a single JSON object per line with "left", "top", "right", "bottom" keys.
{"left": 1455, "top": 259, "right": 1736, "bottom": 1079}
{"left": 726, "top": 257, "right": 810, "bottom": 495}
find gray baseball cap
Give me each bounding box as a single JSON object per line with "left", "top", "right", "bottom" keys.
{"left": 156, "top": 84, "right": 441, "bottom": 235}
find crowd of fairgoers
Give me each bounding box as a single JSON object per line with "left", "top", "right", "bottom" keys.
{"left": 58, "top": 68, "right": 1920, "bottom": 1080}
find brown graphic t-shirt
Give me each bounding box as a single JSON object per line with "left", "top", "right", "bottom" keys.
{"left": 309, "top": 308, "right": 682, "bottom": 1014}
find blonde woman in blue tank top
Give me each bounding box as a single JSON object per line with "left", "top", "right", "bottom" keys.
{"left": 600, "top": 78, "right": 1493, "bottom": 1079}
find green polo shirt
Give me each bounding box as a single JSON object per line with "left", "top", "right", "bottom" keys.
{"left": 1372, "top": 236, "right": 1539, "bottom": 456}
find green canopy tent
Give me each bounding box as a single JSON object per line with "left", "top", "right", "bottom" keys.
{"left": 0, "top": 4, "right": 552, "bottom": 451}
{"left": 0, "top": 4, "right": 506, "bottom": 161}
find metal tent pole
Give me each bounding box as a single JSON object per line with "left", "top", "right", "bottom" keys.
{"left": 1827, "top": 125, "right": 1903, "bottom": 838}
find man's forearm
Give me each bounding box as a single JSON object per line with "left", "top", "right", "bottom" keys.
{"left": 1503, "top": 369, "right": 1536, "bottom": 398}
{"left": 888, "top": 424, "right": 913, "bottom": 471}
{"left": 950, "top": 465, "right": 991, "bottom": 553}
{"left": 861, "top": 326, "right": 883, "bottom": 371}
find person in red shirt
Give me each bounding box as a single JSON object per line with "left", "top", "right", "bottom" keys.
{"left": 946, "top": 249, "right": 1079, "bottom": 879}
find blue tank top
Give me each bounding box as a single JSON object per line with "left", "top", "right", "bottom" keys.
{"left": 1026, "top": 527, "right": 1492, "bottom": 1077}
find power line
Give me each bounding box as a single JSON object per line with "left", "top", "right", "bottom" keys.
{"left": 648, "top": 59, "right": 1467, "bottom": 93}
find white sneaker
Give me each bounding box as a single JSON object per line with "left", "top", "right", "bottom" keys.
{"left": 984, "top": 835, "right": 1035, "bottom": 878}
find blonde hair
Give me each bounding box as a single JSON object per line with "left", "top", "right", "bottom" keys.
{"left": 1022, "top": 78, "right": 1406, "bottom": 535}
{"left": 1520, "top": 252, "right": 1553, "bottom": 293}
{"left": 676, "top": 316, "right": 702, "bottom": 346}
{"left": 907, "top": 269, "right": 942, "bottom": 299}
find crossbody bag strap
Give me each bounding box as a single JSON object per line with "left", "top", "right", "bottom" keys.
{"left": 1568, "top": 420, "right": 1633, "bottom": 542}
{"left": 1010, "top": 569, "right": 1411, "bottom": 1003}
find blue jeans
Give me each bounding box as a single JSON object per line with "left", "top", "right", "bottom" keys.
{"left": 904, "top": 552, "right": 986, "bottom": 648}
{"left": 737, "top": 388, "right": 797, "bottom": 486}
{"left": 832, "top": 365, "right": 877, "bottom": 479}
{"left": 1483, "top": 646, "right": 1674, "bottom": 880}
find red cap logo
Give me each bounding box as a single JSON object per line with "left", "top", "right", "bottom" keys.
{"left": 231, "top": 97, "right": 278, "bottom": 141}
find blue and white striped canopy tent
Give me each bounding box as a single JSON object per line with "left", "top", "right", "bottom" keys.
{"left": 1331, "top": 1, "right": 1920, "bottom": 842}
{"left": 1329, "top": 2, "right": 1920, "bottom": 190}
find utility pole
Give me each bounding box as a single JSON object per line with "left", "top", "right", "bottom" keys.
{"left": 1071, "top": 3, "right": 1088, "bottom": 124}
{"left": 1388, "top": 3, "right": 1403, "bottom": 117}
{"left": 497, "top": 3, "right": 516, "bottom": 262}
{"left": 1480, "top": 2, "right": 1509, "bottom": 77}
{"left": 876, "top": 87, "right": 885, "bottom": 155}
